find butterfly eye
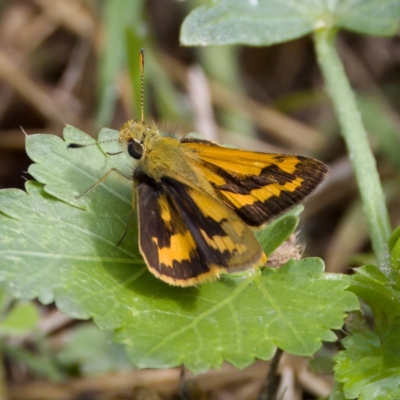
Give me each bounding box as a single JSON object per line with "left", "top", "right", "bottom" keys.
{"left": 127, "top": 140, "right": 143, "bottom": 159}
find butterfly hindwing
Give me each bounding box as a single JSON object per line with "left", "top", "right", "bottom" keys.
{"left": 181, "top": 139, "right": 328, "bottom": 227}
{"left": 136, "top": 176, "right": 266, "bottom": 286}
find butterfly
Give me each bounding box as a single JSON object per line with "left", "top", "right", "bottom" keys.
{"left": 70, "top": 51, "right": 327, "bottom": 287}
{"left": 70, "top": 120, "right": 327, "bottom": 286}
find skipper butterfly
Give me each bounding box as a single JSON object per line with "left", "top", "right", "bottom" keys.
{"left": 69, "top": 51, "right": 327, "bottom": 286}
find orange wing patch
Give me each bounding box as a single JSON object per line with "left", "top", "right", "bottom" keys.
{"left": 181, "top": 139, "right": 328, "bottom": 227}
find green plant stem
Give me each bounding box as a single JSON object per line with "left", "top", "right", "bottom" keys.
{"left": 314, "top": 28, "right": 391, "bottom": 271}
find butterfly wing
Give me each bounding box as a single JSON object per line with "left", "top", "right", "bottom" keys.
{"left": 136, "top": 175, "right": 266, "bottom": 286}
{"left": 181, "top": 139, "right": 328, "bottom": 227}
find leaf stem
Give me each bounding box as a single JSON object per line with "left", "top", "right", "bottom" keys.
{"left": 313, "top": 28, "right": 391, "bottom": 271}
{"left": 258, "top": 348, "right": 283, "bottom": 400}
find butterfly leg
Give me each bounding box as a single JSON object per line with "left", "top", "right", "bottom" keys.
{"left": 75, "top": 168, "right": 132, "bottom": 199}
{"left": 116, "top": 180, "right": 137, "bottom": 246}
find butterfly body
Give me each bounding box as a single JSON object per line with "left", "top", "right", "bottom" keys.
{"left": 115, "top": 120, "right": 328, "bottom": 287}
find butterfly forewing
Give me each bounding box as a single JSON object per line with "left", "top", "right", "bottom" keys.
{"left": 181, "top": 139, "right": 328, "bottom": 227}
{"left": 136, "top": 176, "right": 266, "bottom": 286}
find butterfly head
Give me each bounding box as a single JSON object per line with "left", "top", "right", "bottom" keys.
{"left": 119, "top": 119, "right": 161, "bottom": 161}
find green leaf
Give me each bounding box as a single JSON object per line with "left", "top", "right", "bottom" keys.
{"left": 337, "top": 245, "right": 400, "bottom": 400}
{"left": 256, "top": 211, "right": 300, "bottom": 256}
{"left": 180, "top": 0, "right": 400, "bottom": 47}
{"left": 0, "top": 128, "right": 358, "bottom": 372}
{"left": 117, "top": 258, "right": 358, "bottom": 371}
{"left": 334, "top": 0, "right": 400, "bottom": 37}
{"left": 0, "top": 302, "right": 39, "bottom": 335}
{"left": 26, "top": 126, "right": 130, "bottom": 209}
{"left": 349, "top": 266, "right": 400, "bottom": 329}
{"left": 334, "top": 322, "right": 400, "bottom": 400}
{"left": 329, "top": 382, "right": 346, "bottom": 400}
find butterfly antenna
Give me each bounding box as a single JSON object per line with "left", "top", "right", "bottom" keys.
{"left": 67, "top": 138, "right": 114, "bottom": 149}
{"left": 140, "top": 48, "right": 145, "bottom": 125}
{"left": 67, "top": 138, "right": 121, "bottom": 156}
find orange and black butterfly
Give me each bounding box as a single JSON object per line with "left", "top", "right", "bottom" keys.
{"left": 70, "top": 51, "right": 327, "bottom": 286}
{"left": 71, "top": 119, "right": 327, "bottom": 286}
